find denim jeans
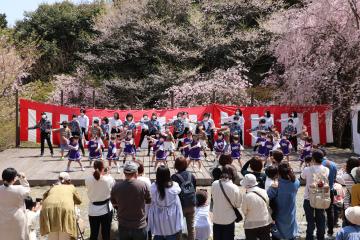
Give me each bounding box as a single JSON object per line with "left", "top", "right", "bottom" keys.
{"left": 213, "top": 222, "right": 235, "bottom": 240}
{"left": 303, "top": 199, "right": 326, "bottom": 240}
{"left": 118, "top": 226, "right": 147, "bottom": 240}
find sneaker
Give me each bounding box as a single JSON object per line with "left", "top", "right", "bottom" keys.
{"left": 65, "top": 168, "right": 70, "bottom": 172}
{"left": 117, "top": 166, "right": 121, "bottom": 173}
{"left": 60, "top": 157, "right": 64, "bottom": 161}
{"left": 40, "top": 153, "right": 44, "bottom": 157}
{"left": 51, "top": 153, "right": 54, "bottom": 157}
{"left": 81, "top": 167, "right": 85, "bottom": 171}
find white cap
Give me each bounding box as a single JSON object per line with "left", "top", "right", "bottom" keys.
{"left": 59, "top": 172, "right": 70, "bottom": 181}
{"left": 351, "top": 167, "right": 360, "bottom": 183}
{"left": 345, "top": 206, "right": 360, "bottom": 225}
{"left": 240, "top": 174, "right": 258, "bottom": 188}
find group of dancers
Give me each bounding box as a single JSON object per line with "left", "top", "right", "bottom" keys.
{"left": 30, "top": 108, "right": 316, "bottom": 173}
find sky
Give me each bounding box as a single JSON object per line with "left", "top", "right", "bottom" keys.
{"left": 0, "top": 0, "right": 84, "bottom": 26}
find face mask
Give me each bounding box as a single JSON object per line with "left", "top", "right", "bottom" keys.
{"left": 177, "top": 117, "right": 182, "bottom": 120}
{"left": 203, "top": 118, "right": 209, "bottom": 121}
{"left": 234, "top": 140, "right": 238, "bottom": 143}
{"left": 42, "top": 115, "right": 46, "bottom": 119}
{"left": 143, "top": 116, "right": 148, "bottom": 120}
{"left": 236, "top": 112, "right": 240, "bottom": 116}
{"left": 288, "top": 123, "right": 293, "bottom": 126}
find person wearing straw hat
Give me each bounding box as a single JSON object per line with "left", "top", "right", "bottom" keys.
{"left": 241, "top": 173, "right": 272, "bottom": 240}
{"left": 336, "top": 206, "right": 360, "bottom": 239}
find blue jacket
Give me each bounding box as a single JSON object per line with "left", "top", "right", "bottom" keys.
{"left": 268, "top": 178, "right": 300, "bottom": 239}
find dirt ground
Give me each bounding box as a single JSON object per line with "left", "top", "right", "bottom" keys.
{"left": 28, "top": 146, "right": 358, "bottom": 240}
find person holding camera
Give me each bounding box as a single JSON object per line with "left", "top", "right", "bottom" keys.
{"left": 0, "top": 168, "right": 30, "bottom": 240}
{"left": 29, "top": 112, "right": 54, "bottom": 157}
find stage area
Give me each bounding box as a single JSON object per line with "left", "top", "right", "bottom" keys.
{"left": 0, "top": 147, "right": 355, "bottom": 186}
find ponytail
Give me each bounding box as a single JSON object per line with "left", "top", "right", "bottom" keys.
{"left": 92, "top": 160, "right": 104, "bottom": 181}
{"left": 93, "top": 169, "right": 101, "bottom": 181}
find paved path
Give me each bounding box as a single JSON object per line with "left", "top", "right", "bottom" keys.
{"left": 0, "top": 147, "right": 355, "bottom": 186}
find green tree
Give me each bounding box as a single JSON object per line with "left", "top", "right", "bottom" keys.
{"left": 80, "top": 0, "right": 284, "bottom": 107}
{"left": 13, "top": 1, "right": 105, "bottom": 80}
{"left": 0, "top": 13, "right": 7, "bottom": 29}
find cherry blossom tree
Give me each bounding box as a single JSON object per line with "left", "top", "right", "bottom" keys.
{"left": 164, "top": 63, "right": 251, "bottom": 107}
{"left": 50, "top": 66, "right": 107, "bottom": 107}
{"left": 264, "top": 0, "right": 360, "bottom": 145}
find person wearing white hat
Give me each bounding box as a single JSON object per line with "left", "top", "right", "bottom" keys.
{"left": 40, "top": 172, "right": 82, "bottom": 240}
{"left": 336, "top": 206, "right": 360, "bottom": 240}
{"left": 241, "top": 173, "right": 272, "bottom": 240}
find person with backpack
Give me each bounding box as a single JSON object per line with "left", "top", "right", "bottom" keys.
{"left": 301, "top": 150, "right": 330, "bottom": 240}
{"left": 171, "top": 157, "right": 197, "bottom": 240}
{"left": 350, "top": 167, "right": 360, "bottom": 207}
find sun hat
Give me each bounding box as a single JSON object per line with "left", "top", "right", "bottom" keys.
{"left": 240, "top": 174, "right": 258, "bottom": 188}
{"left": 351, "top": 167, "right": 360, "bottom": 183}
{"left": 345, "top": 206, "right": 360, "bottom": 225}
{"left": 124, "top": 161, "right": 139, "bottom": 174}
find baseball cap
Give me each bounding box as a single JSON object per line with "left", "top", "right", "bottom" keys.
{"left": 124, "top": 161, "right": 139, "bottom": 174}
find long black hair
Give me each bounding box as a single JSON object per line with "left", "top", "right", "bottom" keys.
{"left": 156, "top": 166, "right": 173, "bottom": 200}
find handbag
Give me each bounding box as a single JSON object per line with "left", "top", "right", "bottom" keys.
{"left": 219, "top": 180, "right": 243, "bottom": 222}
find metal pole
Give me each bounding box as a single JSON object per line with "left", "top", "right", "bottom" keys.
{"left": 170, "top": 91, "right": 174, "bottom": 109}
{"left": 60, "top": 90, "right": 64, "bottom": 106}
{"left": 15, "top": 89, "right": 20, "bottom": 147}
{"left": 212, "top": 90, "right": 216, "bottom": 103}
{"left": 92, "top": 90, "right": 95, "bottom": 108}
{"left": 250, "top": 89, "right": 254, "bottom": 106}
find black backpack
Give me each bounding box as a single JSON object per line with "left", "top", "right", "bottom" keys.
{"left": 176, "top": 172, "right": 196, "bottom": 207}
